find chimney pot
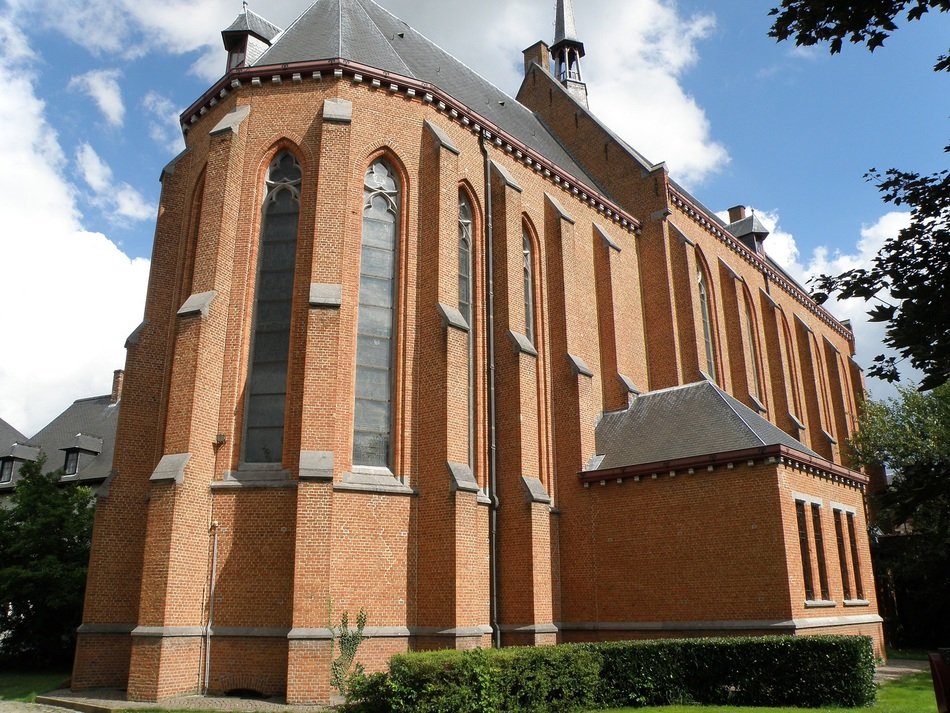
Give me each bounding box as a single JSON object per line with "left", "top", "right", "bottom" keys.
{"left": 728, "top": 205, "right": 746, "bottom": 223}
{"left": 111, "top": 369, "right": 125, "bottom": 404}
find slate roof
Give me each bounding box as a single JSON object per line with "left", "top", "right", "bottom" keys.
{"left": 223, "top": 8, "right": 282, "bottom": 43}
{"left": 593, "top": 380, "right": 818, "bottom": 472}
{"left": 29, "top": 394, "right": 119, "bottom": 482}
{"left": 0, "top": 417, "right": 25, "bottom": 450}
{"left": 726, "top": 213, "right": 770, "bottom": 240}
{"left": 250, "top": 0, "right": 610, "bottom": 199}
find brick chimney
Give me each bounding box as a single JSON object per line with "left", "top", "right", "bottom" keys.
{"left": 111, "top": 369, "right": 125, "bottom": 404}
{"left": 523, "top": 41, "right": 551, "bottom": 76}
{"left": 728, "top": 205, "right": 746, "bottom": 223}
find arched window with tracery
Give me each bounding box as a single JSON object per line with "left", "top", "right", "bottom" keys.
{"left": 523, "top": 227, "right": 535, "bottom": 344}
{"left": 459, "top": 191, "right": 475, "bottom": 467}
{"left": 353, "top": 160, "right": 400, "bottom": 468}
{"left": 244, "top": 151, "right": 301, "bottom": 463}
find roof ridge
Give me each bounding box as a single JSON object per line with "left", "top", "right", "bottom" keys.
{"left": 251, "top": 0, "right": 321, "bottom": 67}
{"left": 358, "top": 0, "right": 531, "bottom": 119}
{"left": 351, "top": 0, "right": 415, "bottom": 78}
{"left": 708, "top": 382, "right": 767, "bottom": 447}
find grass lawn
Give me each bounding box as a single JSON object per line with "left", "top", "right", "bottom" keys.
{"left": 588, "top": 672, "right": 936, "bottom": 713}
{"left": 0, "top": 670, "right": 70, "bottom": 702}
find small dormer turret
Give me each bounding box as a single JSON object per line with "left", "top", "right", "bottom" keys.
{"left": 550, "top": 0, "right": 588, "bottom": 107}
{"left": 222, "top": 4, "right": 282, "bottom": 73}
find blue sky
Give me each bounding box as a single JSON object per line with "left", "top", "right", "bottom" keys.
{"left": 0, "top": 0, "right": 946, "bottom": 434}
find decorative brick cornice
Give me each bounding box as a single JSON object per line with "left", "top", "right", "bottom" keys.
{"left": 181, "top": 59, "right": 641, "bottom": 236}
{"left": 580, "top": 443, "right": 868, "bottom": 491}
{"left": 669, "top": 189, "right": 854, "bottom": 344}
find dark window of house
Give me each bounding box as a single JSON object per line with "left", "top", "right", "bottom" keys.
{"left": 459, "top": 191, "right": 474, "bottom": 468}
{"left": 811, "top": 503, "right": 831, "bottom": 600}
{"left": 522, "top": 229, "right": 535, "bottom": 344}
{"left": 0, "top": 459, "right": 13, "bottom": 483}
{"left": 795, "top": 500, "right": 814, "bottom": 601}
{"left": 244, "top": 151, "right": 301, "bottom": 463}
{"left": 834, "top": 509, "right": 852, "bottom": 600}
{"left": 64, "top": 450, "right": 79, "bottom": 476}
{"left": 847, "top": 512, "right": 865, "bottom": 600}
{"left": 353, "top": 160, "right": 400, "bottom": 468}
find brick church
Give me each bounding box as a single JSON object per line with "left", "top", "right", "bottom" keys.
{"left": 73, "top": 0, "right": 883, "bottom": 703}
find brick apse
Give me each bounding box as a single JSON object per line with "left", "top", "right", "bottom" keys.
{"left": 73, "top": 0, "right": 883, "bottom": 703}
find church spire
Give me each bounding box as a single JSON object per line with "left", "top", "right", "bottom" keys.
{"left": 550, "top": 0, "right": 588, "bottom": 107}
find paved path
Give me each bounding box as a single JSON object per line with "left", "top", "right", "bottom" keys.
{"left": 875, "top": 657, "right": 930, "bottom": 683}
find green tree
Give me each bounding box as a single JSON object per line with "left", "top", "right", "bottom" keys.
{"left": 769, "top": 1, "right": 950, "bottom": 390}
{"left": 0, "top": 457, "right": 95, "bottom": 667}
{"left": 849, "top": 383, "right": 950, "bottom": 644}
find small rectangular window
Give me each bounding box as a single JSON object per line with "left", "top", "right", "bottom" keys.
{"left": 811, "top": 503, "right": 831, "bottom": 601}
{"left": 795, "top": 500, "right": 814, "bottom": 601}
{"left": 0, "top": 459, "right": 13, "bottom": 483}
{"left": 833, "top": 509, "right": 852, "bottom": 600}
{"left": 64, "top": 450, "right": 79, "bottom": 476}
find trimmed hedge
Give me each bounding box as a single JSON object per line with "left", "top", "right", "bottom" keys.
{"left": 588, "top": 635, "right": 876, "bottom": 708}
{"left": 367, "top": 645, "right": 600, "bottom": 712}
{"left": 345, "top": 635, "right": 876, "bottom": 711}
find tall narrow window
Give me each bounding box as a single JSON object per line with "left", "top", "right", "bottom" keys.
{"left": 834, "top": 509, "right": 853, "bottom": 600}
{"left": 743, "top": 295, "right": 764, "bottom": 404}
{"left": 795, "top": 500, "right": 815, "bottom": 601}
{"left": 353, "top": 160, "right": 400, "bottom": 468}
{"left": 522, "top": 229, "right": 535, "bottom": 344}
{"left": 244, "top": 151, "right": 301, "bottom": 463}
{"left": 697, "top": 266, "right": 716, "bottom": 380}
{"left": 847, "top": 512, "right": 865, "bottom": 599}
{"left": 811, "top": 503, "right": 831, "bottom": 600}
{"left": 459, "top": 192, "right": 475, "bottom": 468}
{"left": 781, "top": 315, "right": 803, "bottom": 424}
{"left": 0, "top": 459, "right": 13, "bottom": 483}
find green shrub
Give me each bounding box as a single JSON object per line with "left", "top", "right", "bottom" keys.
{"left": 344, "top": 634, "right": 876, "bottom": 711}
{"left": 369, "top": 645, "right": 599, "bottom": 713}
{"left": 587, "top": 635, "right": 876, "bottom": 708}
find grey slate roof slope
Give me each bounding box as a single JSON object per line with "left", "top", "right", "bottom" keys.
{"left": 593, "top": 380, "right": 818, "bottom": 472}
{"left": 29, "top": 394, "right": 119, "bottom": 482}
{"left": 223, "top": 8, "right": 282, "bottom": 43}
{"left": 726, "top": 213, "right": 770, "bottom": 240}
{"left": 0, "top": 417, "right": 25, "bottom": 449}
{"left": 251, "top": 0, "right": 611, "bottom": 199}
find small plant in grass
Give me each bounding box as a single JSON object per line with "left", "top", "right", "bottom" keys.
{"left": 330, "top": 608, "right": 368, "bottom": 696}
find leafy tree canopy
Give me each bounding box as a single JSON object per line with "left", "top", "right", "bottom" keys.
{"left": 850, "top": 383, "right": 950, "bottom": 538}
{"left": 769, "top": 0, "right": 950, "bottom": 390}
{"left": 768, "top": 0, "right": 950, "bottom": 70}
{"left": 0, "top": 457, "right": 95, "bottom": 667}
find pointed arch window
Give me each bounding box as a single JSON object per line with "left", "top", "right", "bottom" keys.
{"left": 523, "top": 228, "right": 535, "bottom": 344}
{"left": 459, "top": 192, "right": 475, "bottom": 467}
{"left": 697, "top": 266, "right": 716, "bottom": 380}
{"left": 743, "top": 293, "right": 764, "bottom": 406}
{"left": 353, "top": 160, "right": 400, "bottom": 468}
{"left": 244, "top": 151, "right": 301, "bottom": 463}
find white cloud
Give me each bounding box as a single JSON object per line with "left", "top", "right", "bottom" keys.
{"left": 76, "top": 142, "right": 156, "bottom": 222}
{"left": 142, "top": 91, "right": 185, "bottom": 154}
{"left": 68, "top": 68, "right": 125, "bottom": 126}
{"left": 580, "top": 2, "right": 727, "bottom": 187}
{"left": 0, "top": 25, "right": 149, "bottom": 436}
{"left": 750, "top": 208, "right": 918, "bottom": 400}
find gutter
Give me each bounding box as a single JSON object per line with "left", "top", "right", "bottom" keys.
{"left": 480, "top": 134, "right": 501, "bottom": 649}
